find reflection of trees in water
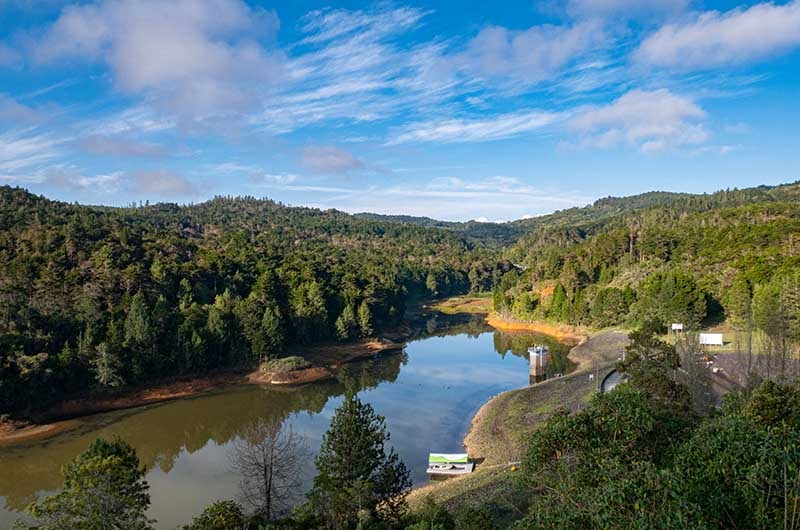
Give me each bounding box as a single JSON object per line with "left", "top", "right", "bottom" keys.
{"left": 413, "top": 314, "right": 490, "bottom": 341}
{"left": 0, "top": 352, "right": 407, "bottom": 512}
{"left": 492, "top": 331, "right": 575, "bottom": 376}
{"left": 231, "top": 419, "right": 309, "bottom": 520}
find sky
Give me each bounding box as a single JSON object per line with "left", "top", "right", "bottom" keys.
{"left": 0, "top": 0, "right": 799, "bottom": 221}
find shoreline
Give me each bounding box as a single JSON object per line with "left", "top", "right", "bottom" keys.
{"left": 0, "top": 337, "right": 404, "bottom": 446}
{"left": 485, "top": 313, "right": 586, "bottom": 344}
{"left": 407, "top": 327, "right": 630, "bottom": 508}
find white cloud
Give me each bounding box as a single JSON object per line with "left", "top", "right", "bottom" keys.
{"left": 300, "top": 145, "right": 364, "bottom": 173}
{"left": 128, "top": 170, "right": 197, "bottom": 196}
{"left": 0, "top": 130, "right": 67, "bottom": 175}
{"left": 44, "top": 166, "right": 122, "bottom": 192}
{"left": 33, "top": 0, "right": 285, "bottom": 123}
{"left": 391, "top": 111, "right": 561, "bottom": 144}
{"left": 636, "top": 1, "right": 800, "bottom": 69}
{"left": 299, "top": 176, "right": 593, "bottom": 222}
{"left": 459, "top": 21, "right": 605, "bottom": 85}
{"left": 0, "top": 94, "right": 43, "bottom": 124}
{"left": 569, "top": 89, "right": 708, "bottom": 152}
{"left": 79, "top": 134, "right": 168, "bottom": 158}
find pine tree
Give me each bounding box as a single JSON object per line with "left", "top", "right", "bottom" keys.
{"left": 27, "top": 438, "right": 152, "bottom": 529}
{"left": 309, "top": 394, "right": 411, "bottom": 528}
{"left": 124, "top": 291, "right": 152, "bottom": 347}
{"left": 725, "top": 275, "right": 752, "bottom": 330}
{"left": 357, "top": 300, "right": 373, "bottom": 337}
{"left": 335, "top": 305, "right": 358, "bottom": 341}
{"left": 93, "top": 343, "right": 124, "bottom": 388}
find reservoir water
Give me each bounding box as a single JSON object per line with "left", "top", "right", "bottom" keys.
{"left": 0, "top": 324, "right": 571, "bottom": 528}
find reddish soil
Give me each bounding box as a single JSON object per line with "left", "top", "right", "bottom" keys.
{"left": 485, "top": 313, "right": 585, "bottom": 344}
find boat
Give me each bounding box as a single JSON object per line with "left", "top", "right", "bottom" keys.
{"left": 426, "top": 453, "right": 474, "bottom": 475}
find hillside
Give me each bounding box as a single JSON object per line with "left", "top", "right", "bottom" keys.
{"left": 496, "top": 181, "right": 800, "bottom": 333}
{"left": 0, "top": 186, "right": 511, "bottom": 416}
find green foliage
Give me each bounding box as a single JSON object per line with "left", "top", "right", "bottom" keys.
{"left": 358, "top": 301, "right": 374, "bottom": 337}
{"left": 724, "top": 274, "right": 752, "bottom": 329}
{"left": 181, "top": 501, "right": 247, "bottom": 530}
{"left": 404, "top": 497, "right": 454, "bottom": 530}
{"left": 23, "top": 438, "right": 151, "bottom": 530}
{"left": 513, "top": 365, "right": 800, "bottom": 530}
{"left": 260, "top": 356, "right": 312, "bottom": 373}
{"left": 502, "top": 182, "right": 800, "bottom": 329}
{"left": 309, "top": 394, "right": 411, "bottom": 528}
{"left": 588, "top": 287, "right": 629, "bottom": 327}
{"left": 453, "top": 506, "right": 497, "bottom": 530}
{"left": 0, "top": 187, "right": 508, "bottom": 414}
{"left": 335, "top": 305, "right": 359, "bottom": 341}
{"left": 629, "top": 271, "right": 706, "bottom": 329}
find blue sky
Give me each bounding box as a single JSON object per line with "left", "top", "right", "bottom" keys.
{"left": 0, "top": 0, "right": 799, "bottom": 221}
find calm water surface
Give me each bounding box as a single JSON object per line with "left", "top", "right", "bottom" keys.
{"left": 0, "top": 327, "right": 571, "bottom": 529}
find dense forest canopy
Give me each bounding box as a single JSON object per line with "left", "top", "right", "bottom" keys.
{"left": 0, "top": 186, "right": 511, "bottom": 415}
{"left": 495, "top": 181, "right": 800, "bottom": 335}
{"left": 3, "top": 181, "right": 800, "bottom": 417}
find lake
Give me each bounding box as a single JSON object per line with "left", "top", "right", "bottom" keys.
{"left": 0, "top": 324, "right": 571, "bottom": 529}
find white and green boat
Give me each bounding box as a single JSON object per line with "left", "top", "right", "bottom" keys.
{"left": 426, "top": 453, "right": 474, "bottom": 475}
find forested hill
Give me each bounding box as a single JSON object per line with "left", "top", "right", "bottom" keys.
{"left": 0, "top": 186, "right": 511, "bottom": 415}
{"left": 496, "top": 181, "right": 800, "bottom": 333}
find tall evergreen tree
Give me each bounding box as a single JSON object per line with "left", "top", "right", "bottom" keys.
{"left": 308, "top": 394, "right": 411, "bottom": 529}
{"left": 25, "top": 438, "right": 152, "bottom": 529}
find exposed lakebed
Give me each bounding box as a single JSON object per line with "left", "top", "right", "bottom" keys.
{"left": 0, "top": 323, "right": 571, "bottom": 529}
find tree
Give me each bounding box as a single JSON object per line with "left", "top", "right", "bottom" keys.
{"left": 426, "top": 272, "right": 438, "bottom": 296}
{"left": 309, "top": 394, "right": 411, "bottom": 528}
{"left": 93, "top": 342, "right": 124, "bottom": 388}
{"left": 24, "top": 438, "right": 152, "bottom": 529}
{"left": 549, "top": 283, "right": 569, "bottom": 321}
{"left": 124, "top": 291, "right": 153, "bottom": 348}
{"left": 230, "top": 419, "right": 308, "bottom": 521}
{"left": 335, "top": 305, "right": 359, "bottom": 341}
{"left": 589, "top": 287, "right": 629, "bottom": 327}
{"left": 630, "top": 271, "right": 706, "bottom": 329}
{"left": 358, "top": 300, "right": 374, "bottom": 337}
{"left": 725, "top": 275, "right": 752, "bottom": 330}
{"left": 181, "top": 500, "right": 246, "bottom": 530}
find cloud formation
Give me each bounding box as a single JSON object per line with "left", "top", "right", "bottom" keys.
{"left": 128, "top": 170, "right": 197, "bottom": 196}
{"left": 79, "top": 135, "right": 168, "bottom": 158}
{"left": 569, "top": 89, "right": 707, "bottom": 152}
{"left": 636, "top": 1, "right": 800, "bottom": 69}
{"left": 460, "top": 21, "right": 605, "bottom": 85}
{"left": 300, "top": 145, "right": 364, "bottom": 173}
{"left": 391, "top": 111, "right": 561, "bottom": 144}
{"left": 34, "top": 0, "right": 285, "bottom": 123}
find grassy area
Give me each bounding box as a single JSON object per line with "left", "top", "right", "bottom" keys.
{"left": 464, "top": 364, "right": 616, "bottom": 466}
{"left": 260, "top": 356, "right": 311, "bottom": 373}
{"left": 430, "top": 294, "right": 493, "bottom": 315}
{"left": 663, "top": 322, "right": 770, "bottom": 355}
{"left": 407, "top": 467, "right": 528, "bottom": 527}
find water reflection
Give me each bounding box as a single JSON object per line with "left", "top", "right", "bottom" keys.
{"left": 0, "top": 326, "right": 570, "bottom": 529}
